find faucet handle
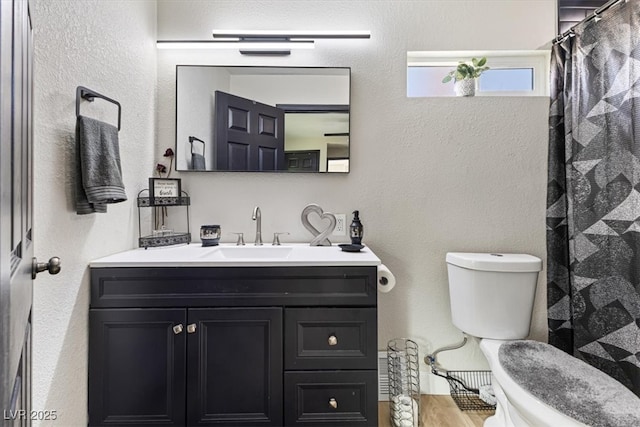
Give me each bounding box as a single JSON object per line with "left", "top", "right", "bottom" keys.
{"left": 272, "top": 232, "right": 289, "bottom": 246}
{"left": 232, "top": 232, "right": 245, "bottom": 246}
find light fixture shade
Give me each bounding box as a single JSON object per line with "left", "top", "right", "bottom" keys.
{"left": 157, "top": 40, "right": 315, "bottom": 50}
{"left": 211, "top": 29, "right": 371, "bottom": 40}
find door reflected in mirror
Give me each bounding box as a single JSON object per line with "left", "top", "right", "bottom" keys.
{"left": 176, "top": 66, "right": 350, "bottom": 173}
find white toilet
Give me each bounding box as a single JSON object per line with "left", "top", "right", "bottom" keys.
{"left": 445, "top": 252, "right": 587, "bottom": 427}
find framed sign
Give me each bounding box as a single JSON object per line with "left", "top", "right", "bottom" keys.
{"left": 149, "top": 178, "right": 181, "bottom": 205}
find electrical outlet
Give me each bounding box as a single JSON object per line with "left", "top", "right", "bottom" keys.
{"left": 333, "top": 214, "right": 347, "bottom": 236}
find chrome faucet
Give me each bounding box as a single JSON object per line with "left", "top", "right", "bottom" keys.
{"left": 252, "top": 206, "right": 263, "bottom": 245}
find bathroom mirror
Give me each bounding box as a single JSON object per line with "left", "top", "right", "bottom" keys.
{"left": 175, "top": 66, "right": 350, "bottom": 173}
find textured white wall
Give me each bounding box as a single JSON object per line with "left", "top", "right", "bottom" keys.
{"left": 157, "top": 0, "right": 556, "bottom": 393}
{"left": 27, "top": 2, "right": 557, "bottom": 423}
{"left": 31, "top": 1, "right": 157, "bottom": 425}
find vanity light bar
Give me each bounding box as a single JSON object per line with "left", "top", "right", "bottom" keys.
{"left": 157, "top": 40, "right": 315, "bottom": 50}
{"left": 158, "top": 30, "right": 368, "bottom": 55}
{"left": 211, "top": 29, "right": 371, "bottom": 40}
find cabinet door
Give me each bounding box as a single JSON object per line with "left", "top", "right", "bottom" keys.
{"left": 187, "top": 308, "right": 283, "bottom": 426}
{"left": 88, "top": 309, "right": 187, "bottom": 427}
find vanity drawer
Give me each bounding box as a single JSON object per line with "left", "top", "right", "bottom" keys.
{"left": 91, "top": 266, "right": 377, "bottom": 308}
{"left": 284, "top": 308, "right": 377, "bottom": 370}
{"left": 284, "top": 371, "right": 377, "bottom": 426}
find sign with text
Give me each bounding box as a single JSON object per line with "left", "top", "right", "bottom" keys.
{"left": 149, "top": 178, "right": 181, "bottom": 205}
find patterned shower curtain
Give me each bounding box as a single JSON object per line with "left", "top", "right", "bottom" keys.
{"left": 547, "top": 0, "right": 640, "bottom": 396}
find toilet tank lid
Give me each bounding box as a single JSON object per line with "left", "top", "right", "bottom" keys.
{"left": 446, "top": 252, "right": 542, "bottom": 272}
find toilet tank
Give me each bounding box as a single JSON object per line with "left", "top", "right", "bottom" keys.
{"left": 446, "top": 253, "right": 542, "bottom": 340}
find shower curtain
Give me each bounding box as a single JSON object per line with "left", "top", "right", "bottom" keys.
{"left": 547, "top": 0, "right": 640, "bottom": 396}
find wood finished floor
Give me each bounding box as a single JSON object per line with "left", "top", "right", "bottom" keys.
{"left": 378, "top": 395, "right": 492, "bottom": 427}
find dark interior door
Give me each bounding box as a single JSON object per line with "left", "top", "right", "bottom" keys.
{"left": 1, "top": 0, "right": 34, "bottom": 424}
{"left": 214, "top": 91, "right": 285, "bottom": 171}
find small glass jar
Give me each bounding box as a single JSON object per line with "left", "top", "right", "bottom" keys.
{"left": 200, "top": 225, "right": 221, "bottom": 246}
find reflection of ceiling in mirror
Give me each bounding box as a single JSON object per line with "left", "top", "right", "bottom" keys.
{"left": 284, "top": 113, "right": 349, "bottom": 147}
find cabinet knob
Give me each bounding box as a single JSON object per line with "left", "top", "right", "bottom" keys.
{"left": 329, "top": 398, "right": 338, "bottom": 409}
{"left": 187, "top": 323, "right": 197, "bottom": 333}
{"left": 173, "top": 324, "right": 184, "bottom": 334}
{"left": 328, "top": 335, "right": 338, "bottom": 346}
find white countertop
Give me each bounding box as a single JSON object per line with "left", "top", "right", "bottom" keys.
{"left": 90, "top": 243, "right": 382, "bottom": 268}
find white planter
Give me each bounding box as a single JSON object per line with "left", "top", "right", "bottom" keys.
{"left": 454, "top": 79, "right": 476, "bottom": 97}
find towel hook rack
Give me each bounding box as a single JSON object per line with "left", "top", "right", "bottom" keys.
{"left": 75, "top": 86, "right": 121, "bottom": 130}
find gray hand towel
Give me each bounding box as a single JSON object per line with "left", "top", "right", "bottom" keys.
{"left": 75, "top": 115, "right": 127, "bottom": 214}
{"left": 191, "top": 153, "right": 206, "bottom": 170}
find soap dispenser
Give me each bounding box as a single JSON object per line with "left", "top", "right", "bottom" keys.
{"left": 350, "top": 210, "right": 363, "bottom": 245}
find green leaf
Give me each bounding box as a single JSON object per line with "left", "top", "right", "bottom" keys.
{"left": 477, "top": 57, "right": 487, "bottom": 67}
{"left": 471, "top": 57, "right": 479, "bottom": 67}
{"left": 457, "top": 63, "right": 470, "bottom": 76}
{"left": 442, "top": 75, "right": 452, "bottom": 83}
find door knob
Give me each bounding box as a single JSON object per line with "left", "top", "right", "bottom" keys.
{"left": 32, "top": 256, "right": 61, "bottom": 279}
{"left": 173, "top": 324, "right": 184, "bottom": 334}
{"left": 328, "top": 335, "right": 338, "bottom": 346}
{"left": 329, "top": 398, "right": 338, "bottom": 409}
{"left": 187, "top": 323, "right": 197, "bottom": 333}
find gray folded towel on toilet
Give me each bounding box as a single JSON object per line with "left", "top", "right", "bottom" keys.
{"left": 191, "top": 153, "right": 206, "bottom": 170}
{"left": 75, "top": 115, "right": 127, "bottom": 214}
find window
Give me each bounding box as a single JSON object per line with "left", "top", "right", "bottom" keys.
{"left": 407, "top": 50, "right": 550, "bottom": 97}
{"left": 407, "top": 66, "right": 454, "bottom": 97}
{"left": 479, "top": 68, "right": 534, "bottom": 92}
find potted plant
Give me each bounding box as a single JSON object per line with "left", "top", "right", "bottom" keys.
{"left": 442, "top": 57, "right": 489, "bottom": 97}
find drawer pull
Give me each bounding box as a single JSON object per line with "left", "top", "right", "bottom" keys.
{"left": 187, "top": 323, "right": 197, "bottom": 333}
{"left": 173, "top": 324, "right": 184, "bottom": 334}
{"left": 329, "top": 398, "right": 338, "bottom": 409}
{"left": 328, "top": 335, "right": 338, "bottom": 346}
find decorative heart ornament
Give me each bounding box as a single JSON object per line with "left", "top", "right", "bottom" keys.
{"left": 301, "top": 204, "right": 336, "bottom": 246}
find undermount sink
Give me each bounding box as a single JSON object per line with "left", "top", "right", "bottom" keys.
{"left": 216, "top": 246, "right": 293, "bottom": 259}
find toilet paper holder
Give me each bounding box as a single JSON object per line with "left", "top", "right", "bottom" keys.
{"left": 377, "top": 264, "right": 396, "bottom": 293}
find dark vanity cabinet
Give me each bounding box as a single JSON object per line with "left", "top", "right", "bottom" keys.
{"left": 88, "top": 266, "right": 378, "bottom": 427}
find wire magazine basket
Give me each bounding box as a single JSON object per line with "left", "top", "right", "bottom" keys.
{"left": 445, "top": 370, "right": 495, "bottom": 412}
{"left": 425, "top": 335, "right": 496, "bottom": 413}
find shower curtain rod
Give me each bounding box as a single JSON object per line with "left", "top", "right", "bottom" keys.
{"left": 553, "top": 0, "right": 625, "bottom": 44}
